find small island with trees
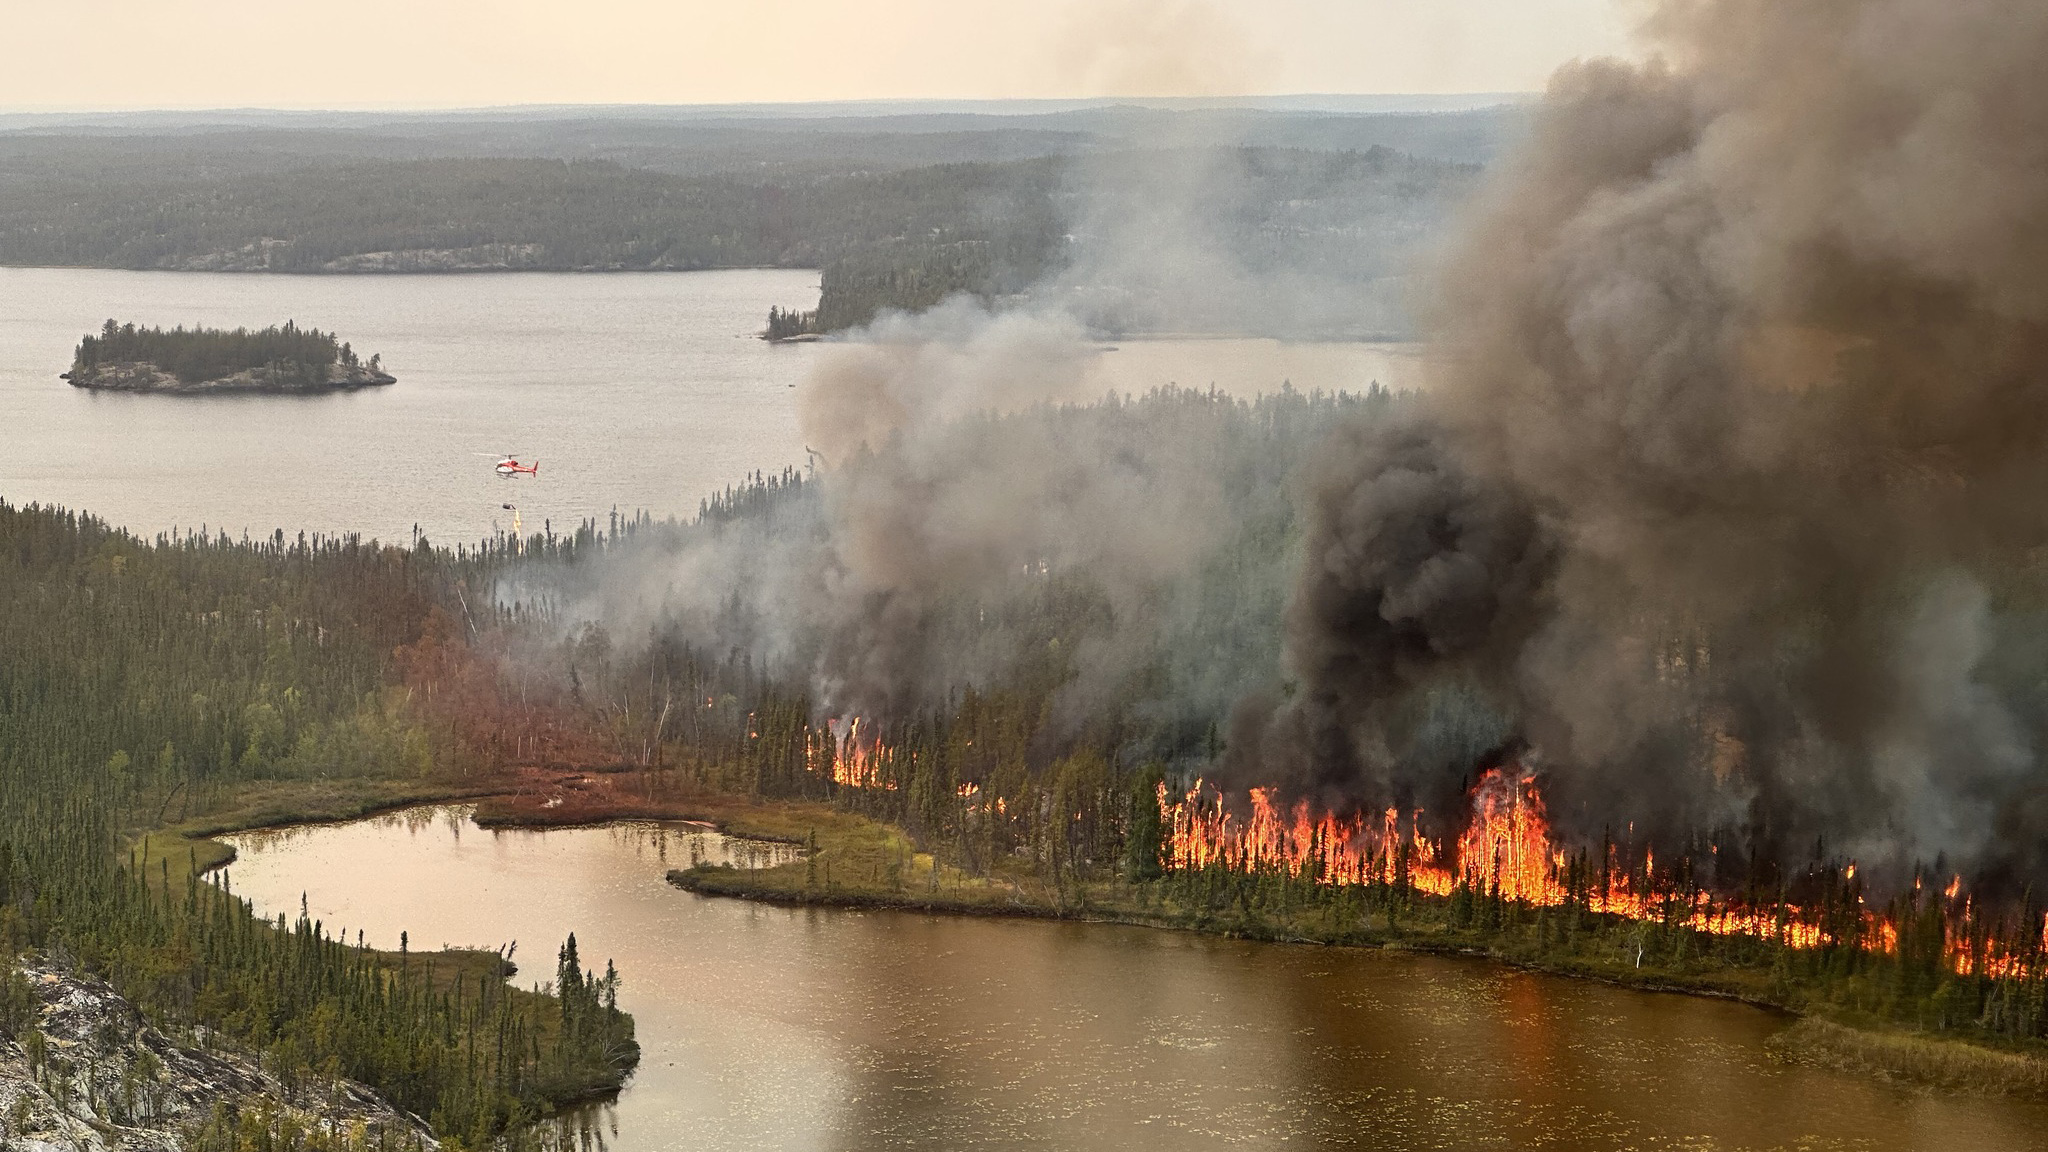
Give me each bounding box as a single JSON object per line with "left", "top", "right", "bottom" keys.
{"left": 763, "top": 304, "right": 822, "bottom": 342}
{"left": 63, "top": 319, "right": 396, "bottom": 394}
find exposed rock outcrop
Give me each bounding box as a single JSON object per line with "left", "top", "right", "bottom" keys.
{"left": 163, "top": 242, "right": 554, "bottom": 273}
{"left": 62, "top": 361, "right": 396, "bottom": 395}
{"left": 314, "top": 245, "right": 548, "bottom": 273}
{"left": 157, "top": 242, "right": 729, "bottom": 273}
{"left": 0, "top": 958, "right": 433, "bottom": 1151}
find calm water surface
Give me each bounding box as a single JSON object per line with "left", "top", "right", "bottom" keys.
{"left": 0, "top": 267, "right": 1420, "bottom": 545}
{"left": 221, "top": 808, "right": 2048, "bottom": 1152}
{"left": 0, "top": 267, "right": 824, "bottom": 546}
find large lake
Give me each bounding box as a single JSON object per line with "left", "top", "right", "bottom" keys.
{"left": 221, "top": 809, "right": 2048, "bottom": 1152}
{"left": 0, "top": 268, "right": 1421, "bottom": 546}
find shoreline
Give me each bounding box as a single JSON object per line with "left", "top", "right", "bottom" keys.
{"left": 65, "top": 362, "right": 397, "bottom": 395}
{"left": 665, "top": 843, "right": 2048, "bottom": 1103}
{"left": 152, "top": 769, "right": 2048, "bottom": 1104}
{"left": 666, "top": 861, "right": 1797, "bottom": 1005}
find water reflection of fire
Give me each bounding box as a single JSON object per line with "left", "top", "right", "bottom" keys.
{"left": 1160, "top": 766, "right": 2040, "bottom": 976}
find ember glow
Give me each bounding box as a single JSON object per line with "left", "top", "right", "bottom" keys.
{"left": 1160, "top": 767, "right": 2042, "bottom": 975}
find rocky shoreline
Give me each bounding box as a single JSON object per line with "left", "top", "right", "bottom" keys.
{"left": 145, "top": 242, "right": 761, "bottom": 274}
{"left": 1, "top": 957, "right": 433, "bottom": 1152}
{"left": 63, "top": 360, "right": 396, "bottom": 395}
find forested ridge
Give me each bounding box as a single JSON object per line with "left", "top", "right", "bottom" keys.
{"left": 0, "top": 140, "right": 1475, "bottom": 337}
{"left": 0, "top": 154, "right": 1061, "bottom": 276}
{"left": 0, "top": 105, "right": 1516, "bottom": 186}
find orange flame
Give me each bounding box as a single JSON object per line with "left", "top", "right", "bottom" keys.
{"left": 810, "top": 716, "right": 898, "bottom": 789}
{"left": 1158, "top": 765, "right": 2033, "bottom": 975}
{"left": 1456, "top": 770, "right": 1562, "bottom": 904}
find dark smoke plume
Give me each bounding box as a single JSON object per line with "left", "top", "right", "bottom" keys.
{"left": 1259, "top": 0, "right": 2048, "bottom": 880}
{"left": 1224, "top": 411, "right": 1550, "bottom": 819}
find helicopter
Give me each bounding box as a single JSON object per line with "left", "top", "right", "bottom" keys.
{"left": 478, "top": 453, "right": 540, "bottom": 477}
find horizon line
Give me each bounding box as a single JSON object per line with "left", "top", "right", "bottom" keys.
{"left": 0, "top": 93, "right": 1537, "bottom": 119}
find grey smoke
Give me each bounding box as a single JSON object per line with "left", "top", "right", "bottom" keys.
{"left": 1046, "top": 142, "right": 1475, "bottom": 339}
{"left": 1863, "top": 574, "right": 2032, "bottom": 870}
{"left": 795, "top": 299, "right": 1231, "bottom": 719}
{"left": 516, "top": 296, "right": 1363, "bottom": 750}
{"left": 517, "top": 75, "right": 1463, "bottom": 737}
{"left": 799, "top": 302, "right": 1098, "bottom": 467}
{"left": 492, "top": 38, "right": 1483, "bottom": 747}
{"left": 1258, "top": 0, "right": 2048, "bottom": 878}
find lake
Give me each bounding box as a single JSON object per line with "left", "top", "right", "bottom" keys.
{"left": 220, "top": 808, "right": 2048, "bottom": 1152}
{"left": 0, "top": 267, "right": 1422, "bottom": 547}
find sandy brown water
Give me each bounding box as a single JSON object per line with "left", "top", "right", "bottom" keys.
{"left": 220, "top": 807, "right": 2048, "bottom": 1152}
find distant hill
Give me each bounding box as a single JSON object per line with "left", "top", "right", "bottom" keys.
{"left": 0, "top": 103, "right": 1509, "bottom": 337}
{"left": 0, "top": 97, "right": 1529, "bottom": 165}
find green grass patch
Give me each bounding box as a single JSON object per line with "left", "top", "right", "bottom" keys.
{"left": 1770, "top": 1015, "right": 2048, "bottom": 1099}
{"left": 128, "top": 774, "right": 505, "bottom": 888}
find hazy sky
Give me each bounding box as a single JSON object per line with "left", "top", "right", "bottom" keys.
{"left": 5, "top": 0, "right": 1631, "bottom": 110}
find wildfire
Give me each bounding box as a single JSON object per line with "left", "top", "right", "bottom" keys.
{"left": 1457, "top": 770, "right": 1561, "bottom": 904}
{"left": 1160, "top": 771, "right": 1587, "bottom": 904}
{"left": 1159, "top": 766, "right": 2038, "bottom": 975}
{"left": 1160, "top": 782, "right": 1451, "bottom": 890}
{"left": 813, "top": 716, "right": 896, "bottom": 789}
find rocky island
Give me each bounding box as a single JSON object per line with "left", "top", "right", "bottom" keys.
{"left": 63, "top": 320, "right": 395, "bottom": 395}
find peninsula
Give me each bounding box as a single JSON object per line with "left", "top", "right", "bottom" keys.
{"left": 63, "top": 318, "right": 395, "bottom": 394}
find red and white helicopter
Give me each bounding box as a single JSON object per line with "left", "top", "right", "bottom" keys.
{"left": 480, "top": 453, "right": 540, "bottom": 477}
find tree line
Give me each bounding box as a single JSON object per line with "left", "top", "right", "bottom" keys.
{"left": 763, "top": 306, "right": 819, "bottom": 341}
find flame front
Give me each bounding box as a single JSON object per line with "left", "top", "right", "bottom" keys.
{"left": 1457, "top": 770, "right": 1559, "bottom": 904}
{"left": 812, "top": 715, "right": 897, "bottom": 789}
{"left": 1159, "top": 766, "right": 2037, "bottom": 975}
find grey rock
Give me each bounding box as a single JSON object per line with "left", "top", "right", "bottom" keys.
{"left": 0, "top": 959, "right": 434, "bottom": 1151}
{"left": 62, "top": 361, "right": 396, "bottom": 395}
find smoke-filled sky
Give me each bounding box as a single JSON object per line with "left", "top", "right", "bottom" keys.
{"left": 4, "top": 0, "right": 1627, "bottom": 110}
